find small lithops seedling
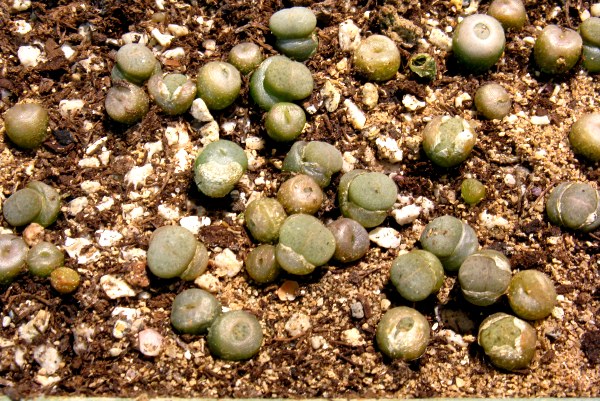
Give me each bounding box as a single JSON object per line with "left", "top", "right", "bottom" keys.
{"left": 376, "top": 306, "right": 430, "bottom": 361}
{"left": 3, "top": 103, "right": 48, "bottom": 149}
{"left": 508, "top": 270, "right": 557, "bottom": 320}
{"left": 276, "top": 213, "right": 336, "bottom": 275}
{"left": 265, "top": 102, "right": 306, "bottom": 142}
{"left": 196, "top": 61, "right": 242, "bottom": 110}
{"left": 326, "top": 217, "right": 370, "bottom": 263}
{"left": 338, "top": 170, "right": 398, "bottom": 228}
{"left": 228, "top": 42, "right": 264, "bottom": 74}
{"left": 245, "top": 244, "right": 281, "bottom": 284}
{"left": 478, "top": 312, "right": 537, "bottom": 371}
{"left": 461, "top": 178, "right": 486, "bottom": 205}
{"left": 50, "top": 267, "right": 80, "bottom": 294}
{"left": 487, "top": 0, "right": 527, "bottom": 30}
{"left": 270, "top": 7, "right": 318, "bottom": 61}
{"left": 458, "top": 249, "right": 512, "bottom": 306}
{"left": 569, "top": 113, "right": 600, "bottom": 162}
{"left": 390, "top": 250, "right": 445, "bottom": 302}
{"left": 244, "top": 197, "right": 287, "bottom": 243}
{"left": 353, "top": 34, "right": 401, "bottom": 82}
{"left": 113, "top": 43, "right": 158, "bottom": 84}
{"left": 0, "top": 234, "right": 28, "bottom": 284}
{"left": 147, "top": 73, "right": 197, "bottom": 115}
{"left": 282, "top": 141, "right": 343, "bottom": 188}
{"left": 579, "top": 17, "right": 600, "bottom": 73}
{"left": 3, "top": 181, "right": 61, "bottom": 228}
{"left": 263, "top": 57, "right": 314, "bottom": 102}
{"left": 171, "top": 288, "right": 222, "bottom": 334}
{"left": 545, "top": 181, "right": 600, "bottom": 232}
{"left": 452, "top": 14, "right": 505, "bottom": 72}
{"left": 249, "top": 56, "right": 288, "bottom": 111}
{"left": 194, "top": 140, "right": 248, "bottom": 198}
{"left": 422, "top": 116, "right": 477, "bottom": 168}
{"left": 277, "top": 174, "right": 323, "bottom": 215}
{"left": 420, "top": 215, "right": 479, "bottom": 272}
{"left": 27, "top": 241, "right": 64, "bottom": 277}
{"left": 147, "top": 226, "right": 208, "bottom": 280}
{"left": 408, "top": 53, "right": 437, "bottom": 80}
{"left": 533, "top": 25, "right": 582, "bottom": 75}
{"left": 105, "top": 81, "right": 149, "bottom": 124}
{"left": 207, "top": 310, "right": 263, "bottom": 360}
{"left": 474, "top": 83, "right": 511, "bottom": 120}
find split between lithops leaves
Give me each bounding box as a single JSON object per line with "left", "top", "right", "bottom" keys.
{"left": 282, "top": 141, "right": 343, "bottom": 188}
{"left": 147, "top": 226, "right": 208, "bottom": 280}
{"left": 270, "top": 7, "right": 318, "bottom": 60}
{"left": 3, "top": 181, "right": 61, "bottom": 228}
{"left": 148, "top": 73, "right": 197, "bottom": 115}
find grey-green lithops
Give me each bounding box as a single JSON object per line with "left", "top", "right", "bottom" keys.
{"left": 390, "top": 250, "right": 444, "bottom": 302}
{"left": 105, "top": 81, "right": 149, "bottom": 124}
{"left": 533, "top": 25, "right": 582, "bottom": 75}
{"left": 249, "top": 56, "right": 288, "bottom": 111}
{"left": 474, "top": 83, "right": 511, "bottom": 120}
{"left": 26, "top": 241, "right": 64, "bottom": 277}
{"left": 207, "top": 310, "right": 263, "bottom": 360}
{"left": 420, "top": 215, "right": 479, "bottom": 272}
{"left": 408, "top": 53, "right": 437, "bottom": 80}
{"left": 326, "top": 218, "right": 370, "bottom": 263}
{"left": 282, "top": 141, "right": 343, "bottom": 188}
{"left": 196, "top": 61, "right": 242, "bottom": 110}
{"left": 569, "top": 113, "right": 600, "bottom": 162}
{"left": 487, "top": 0, "right": 527, "bottom": 30}
{"left": 194, "top": 140, "right": 248, "bottom": 198}
{"left": 148, "top": 73, "right": 197, "bottom": 115}
{"left": 171, "top": 288, "right": 221, "bottom": 334}
{"left": 422, "top": 116, "right": 477, "bottom": 168}
{"left": 244, "top": 197, "right": 287, "bottom": 243}
{"left": 265, "top": 102, "right": 306, "bottom": 142}
{"left": 50, "top": 267, "right": 80, "bottom": 294}
{"left": 3, "top": 181, "right": 61, "bottom": 228}
{"left": 452, "top": 14, "right": 505, "bottom": 72}
{"left": 263, "top": 57, "right": 314, "bottom": 102}
{"left": 228, "top": 42, "right": 264, "bottom": 74}
{"left": 545, "top": 181, "right": 600, "bottom": 232}
{"left": 461, "top": 178, "right": 486, "bottom": 205}
{"left": 245, "top": 244, "right": 281, "bottom": 284}
{"left": 353, "top": 35, "right": 401, "bottom": 82}
{"left": 3, "top": 103, "right": 49, "bottom": 149}
{"left": 580, "top": 17, "right": 600, "bottom": 73}
{"left": 0, "top": 234, "right": 28, "bottom": 284}
{"left": 338, "top": 170, "right": 398, "bottom": 228}
{"left": 376, "top": 306, "right": 430, "bottom": 361}
{"left": 147, "top": 226, "right": 208, "bottom": 280}
{"left": 508, "top": 270, "right": 557, "bottom": 320}
{"left": 114, "top": 43, "right": 158, "bottom": 84}
{"left": 277, "top": 174, "right": 323, "bottom": 215}
{"left": 275, "top": 214, "right": 336, "bottom": 275}
{"left": 478, "top": 312, "right": 537, "bottom": 371}
{"left": 270, "top": 7, "right": 318, "bottom": 61}
{"left": 458, "top": 249, "right": 511, "bottom": 306}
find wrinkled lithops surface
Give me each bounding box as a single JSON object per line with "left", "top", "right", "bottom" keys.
{"left": 0, "top": 0, "right": 599, "bottom": 398}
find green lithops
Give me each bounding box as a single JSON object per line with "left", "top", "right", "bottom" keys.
{"left": 326, "top": 218, "right": 370, "bottom": 263}
{"left": 244, "top": 197, "right": 287, "bottom": 243}
{"left": 569, "top": 113, "right": 600, "bottom": 162}
{"left": 461, "top": 178, "right": 486, "bottom": 205}
{"left": 408, "top": 53, "right": 437, "bottom": 80}
{"left": 105, "top": 81, "right": 149, "bottom": 124}
{"left": 50, "top": 267, "right": 80, "bottom": 294}
{"left": 376, "top": 306, "right": 430, "bottom": 361}
{"left": 420, "top": 215, "right": 479, "bottom": 272}
{"left": 207, "top": 310, "right": 263, "bottom": 360}
{"left": 148, "top": 73, "right": 197, "bottom": 115}
{"left": 508, "top": 270, "right": 557, "bottom": 320}
{"left": 228, "top": 42, "right": 264, "bottom": 74}
{"left": 245, "top": 244, "right": 281, "bottom": 284}
{"left": 282, "top": 141, "right": 343, "bottom": 188}
{"left": 478, "top": 312, "right": 537, "bottom": 371}
{"left": 580, "top": 17, "right": 600, "bottom": 73}
{"left": 270, "top": 7, "right": 318, "bottom": 60}
{"left": 171, "top": 288, "right": 221, "bottom": 334}
{"left": 276, "top": 214, "right": 336, "bottom": 275}
{"left": 458, "top": 249, "right": 511, "bottom": 306}
{"left": 26, "top": 241, "right": 64, "bottom": 277}
{"left": 265, "top": 102, "right": 306, "bottom": 142}
{"left": 0, "top": 234, "right": 28, "bottom": 284}
{"left": 390, "top": 250, "right": 444, "bottom": 302}
{"left": 194, "top": 140, "right": 248, "bottom": 198}
{"left": 277, "top": 174, "right": 323, "bottom": 215}
{"left": 338, "top": 170, "right": 398, "bottom": 228}
{"left": 533, "top": 25, "right": 582, "bottom": 75}
{"left": 3, "top": 181, "right": 61, "bottom": 228}
{"left": 545, "top": 181, "right": 600, "bottom": 232}
{"left": 452, "top": 14, "right": 505, "bottom": 72}
{"left": 422, "top": 116, "right": 477, "bottom": 168}
{"left": 487, "top": 0, "right": 527, "bottom": 30}
{"left": 474, "top": 83, "right": 511, "bottom": 120}
{"left": 353, "top": 35, "right": 401, "bottom": 82}
{"left": 3, "top": 103, "right": 49, "bottom": 149}
{"left": 147, "top": 226, "right": 208, "bottom": 280}
{"left": 25, "top": 181, "right": 61, "bottom": 227}
{"left": 113, "top": 43, "right": 158, "bottom": 85}
{"left": 249, "top": 56, "right": 288, "bottom": 111}
{"left": 196, "top": 61, "right": 242, "bottom": 110}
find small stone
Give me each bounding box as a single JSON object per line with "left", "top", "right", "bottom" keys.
{"left": 310, "top": 335, "right": 326, "bottom": 350}
{"left": 72, "top": 324, "right": 94, "bottom": 356}
{"left": 14, "top": 20, "right": 32, "bottom": 35}
{"left": 18, "top": 310, "right": 51, "bottom": 343}
{"left": 59, "top": 99, "right": 85, "bottom": 117}
{"left": 339, "top": 20, "right": 362, "bottom": 52}
{"left": 277, "top": 280, "right": 300, "bottom": 301}
{"left": 341, "top": 328, "right": 366, "bottom": 347}
{"left": 321, "top": 80, "right": 341, "bottom": 112}
{"left": 369, "top": 227, "right": 402, "bottom": 248}
{"left": 531, "top": 115, "right": 550, "bottom": 125}
{"left": 138, "top": 328, "right": 163, "bottom": 357}
{"left": 22, "top": 223, "right": 45, "bottom": 246}
{"left": 66, "top": 197, "right": 88, "bottom": 216}
{"left": 113, "top": 319, "right": 130, "bottom": 339}
{"left": 18, "top": 45, "right": 42, "bottom": 67}
{"left": 12, "top": 0, "right": 31, "bottom": 12}
{"left": 167, "top": 24, "right": 189, "bottom": 37}
{"left": 285, "top": 313, "right": 312, "bottom": 337}
{"left": 212, "top": 248, "right": 243, "bottom": 277}
{"left": 151, "top": 28, "right": 174, "bottom": 47}
{"left": 361, "top": 83, "right": 379, "bottom": 109}
{"left": 96, "top": 230, "right": 123, "bottom": 247}
{"left": 592, "top": 3, "right": 600, "bottom": 17}
{"left": 350, "top": 301, "right": 365, "bottom": 319}
{"left": 392, "top": 204, "right": 422, "bottom": 225}
{"left": 428, "top": 28, "right": 452, "bottom": 51}
{"left": 33, "top": 345, "right": 61, "bottom": 375}
{"left": 125, "top": 164, "right": 153, "bottom": 190}
{"left": 100, "top": 274, "right": 136, "bottom": 299}
{"left": 344, "top": 99, "right": 366, "bottom": 129}
{"left": 194, "top": 272, "right": 221, "bottom": 293}
{"left": 402, "top": 94, "right": 426, "bottom": 111}
{"left": 375, "top": 136, "right": 403, "bottom": 163}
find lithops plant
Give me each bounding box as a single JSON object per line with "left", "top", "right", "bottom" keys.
{"left": 408, "top": 53, "right": 437, "bottom": 80}
{"left": 0, "top": 234, "right": 28, "bottom": 284}
{"left": 458, "top": 249, "right": 512, "bottom": 306}
{"left": 265, "top": 102, "right": 306, "bottom": 142}
{"left": 244, "top": 197, "right": 287, "bottom": 243}
{"left": 105, "top": 81, "right": 149, "bottom": 124}
{"left": 353, "top": 34, "right": 401, "bottom": 81}
{"left": 487, "top": 0, "right": 527, "bottom": 30}
{"left": 390, "top": 250, "right": 445, "bottom": 302}
{"left": 282, "top": 141, "right": 343, "bottom": 188}
{"left": 245, "top": 244, "right": 281, "bottom": 284}
{"left": 147, "top": 73, "right": 197, "bottom": 115}
{"left": 50, "top": 267, "right": 80, "bottom": 294}
{"left": 533, "top": 25, "right": 582, "bottom": 74}
{"left": 277, "top": 174, "right": 323, "bottom": 215}
{"left": 194, "top": 140, "right": 248, "bottom": 198}
{"left": 196, "top": 61, "right": 242, "bottom": 110}
{"left": 269, "top": 7, "right": 318, "bottom": 61}
{"left": 3, "top": 181, "right": 61, "bottom": 228}
{"left": 3, "top": 103, "right": 49, "bottom": 149}
{"left": 422, "top": 116, "right": 477, "bottom": 168}
{"left": 474, "top": 83, "right": 512, "bottom": 120}
{"left": 420, "top": 215, "right": 479, "bottom": 272}
{"left": 112, "top": 43, "right": 158, "bottom": 85}
{"left": 326, "top": 218, "right": 370, "bottom": 263}
{"left": 376, "top": 306, "right": 430, "bottom": 361}
{"left": 27, "top": 241, "right": 64, "bottom": 278}
{"left": 461, "top": 178, "right": 486, "bottom": 205}
{"left": 579, "top": 17, "right": 600, "bottom": 73}
{"left": 207, "top": 310, "right": 263, "bottom": 361}
{"left": 452, "top": 14, "right": 505, "bottom": 72}
{"left": 228, "top": 42, "right": 264, "bottom": 74}
{"left": 171, "top": 288, "right": 222, "bottom": 334}
{"left": 569, "top": 113, "right": 600, "bottom": 162}
{"left": 545, "top": 181, "right": 600, "bottom": 232}
{"left": 508, "top": 270, "right": 557, "bottom": 320}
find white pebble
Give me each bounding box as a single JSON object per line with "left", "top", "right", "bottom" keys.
{"left": 321, "top": 80, "right": 341, "bottom": 112}
{"left": 96, "top": 230, "right": 123, "bottom": 247}
{"left": 194, "top": 272, "right": 220, "bottom": 293}
{"left": 33, "top": 345, "right": 61, "bottom": 376}
{"left": 138, "top": 329, "right": 163, "bottom": 357}
{"left": 479, "top": 210, "right": 510, "bottom": 230}
{"left": 341, "top": 328, "right": 366, "bottom": 347}
{"left": 212, "top": 248, "right": 243, "bottom": 277}
{"left": 454, "top": 92, "right": 472, "bottom": 108}
{"left": 245, "top": 136, "right": 265, "bottom": 151}
{"left": 125, "top": 164, "right": 153, "bottom": 190}
{"left": 338, "top": 20, "right": 361, "bottom": 52}
{"left": 310, "top": 335, "right": 326, "bottom": 350}
{"left": 369, "top": 227, "right": 402, "bottom": 249}
{"left": 361, "top": 83, "right": 379, "bottom": 109}
{"left": 121, "top": 32, "right": 149, "bottom": 45}
{"left": 100, "top": 275, "right": 136, "bottom": 299}
{"left": 18, "top": 45, "right": 42, "bottom": 67}
{"left": 531, "top": 115, "right": 550, "bottom": 125}
{"left": 12, "top": 0, "right": 31, "bottom": 12}
{"left": 157, "top": 204, "right": 180, "bottom": 221}
{"left": 402, "top": 94, "right": 426, "bottom": 111}
{"left": 65, "top": 197, "right": 88, "bottom": 216}
{"left": 151, "top": 28, "right": 174, "bottom": 47}
{"left": 14, "top": 20, "right": 32, "bottom": 35}
{"left": 167, "top": 24, "right": 189, "bottom": 37}
{"left": 592, "top": 3, "right": 600, "bottom": 17}
{"left": 285, "top": 313, "right": 312, "bottom": 337}
{"left": 59, "top": 99, "right": 84, "bottom": 116}
{"left": 162, "top": 47, "right": 186, "bottom": 59}
{"left": 18, "top": 310, "right": 51, "bottom": 343}
{"left": 392, "top": 204, "right": 422, "bottom": 225}
{"left": 344, "top": 99, "right": 366, "bottom": 129}
{"left": 504, "top": 174, "right": 517, "bottom": 186}
{"left": 80, "top": 180, "right": 101, "bottom": 194}
{"left": 190, "top": 98, "right": 214, "bottom": 122}
{"left": 428, "top": 28, "right": 452, "bottom": 51}
{"left": 78, "top": 157, "right": 100, "bottom": 168}
{"left": 375, "top": 136, "right": 403, "bottom": 163}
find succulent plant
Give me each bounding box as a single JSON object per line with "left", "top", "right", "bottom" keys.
{"left": 171, "top": 288, "right": 222, "bottom": 334}
{"left": 147, "top": 226, "right": 208, "bottom": 280}
{"left": 194, "top": 140, "right": 248, "bottom": 198}
{"left": 420, "top": 215, "right": 479, "bottom": 272}
{"left": 113, "top": 43, "right": 158, "bottom": 85}
{"left": 338, "top": 170, "right": 398, "bottom": 228}
{"left": 408, "top": 53, "right": 437, "bottom": 80}
{"left": 244, "top": 197, "right": 287, "bottom": 243}
{"left": 422, "top": 116, "right": 477, "bottom": 168}
{"left": 533, "top": 25, "right": 582, "bottom": 74}
{"left": 50, "top": 267, "right": 80, "bottom": 294}
{"left": 478, "top": 312, "right": 537, "bottom": 371}
{"left": 581, "top": 45, "right": 600, "bottom": 73}
{"left": 0, "top": 234, "right": 28, "bottom": 284}
{"left": 249, "top": 56, "right": 288, "bottom": 111}
{"left": 487, "top": 0, "right": 527, "bottom": 30}
{"left": 353, "top": 34, "right": 401, "bottom": 81}
{"left": 326, "top": 217, "right": 370, "bottom": 263}
{"left": 265, "top": 102, "right": 306, "bottom": 142}
{"left": 376, "top": 306, "right": 430, "bottom": 361}
{"left": 277, "top": 174, "right": 323, "bottom": 215}
{"left": 390, "top": 250, "right": 445, "bottom": 302}
{"left": 282, "top": 140, "right": 343, "bottom": 188}
{"left": 452, "top": 14, "right": 505, "bottom": 72}
{"left": 458, "top": 249, "right": 512, "bottom": 306}
{"left": 545, "top": 181, "right": 600, "bottom": 232}
{"left": 3, "top": 181, "right": 61, "bottom": 228}
{"left": 228, "top": 42, "right": 264, "bottom": 74}
{"left": 569, "top": 113, "right": 600, "bottom": 162}
{"left": 147, "top": 73, "right": 197, "bottom": 115}
{"left": 474, "top": 83, "right": 511, "bottom": 120}
{"left": 27, "top": 241, "right": 64, "bottom": 278}
{"left": 270, "top": 7, "right": 318, "bottom": 61}
{"left": 3, "top": 103, "right": 49, "bottom": 149}
{"left": 275, "top": 33, "right": 319, "bottom": 62}
{"left": 245, "top": 244, "right": 281, "bottom": 284}
{"left": 508, "top": 270, "right": 557, "bottom": 320}
{"left": 579, "top": 17, "right": 600, "bottom": 73}
{"left": 275, "top": 214, "right": 336, "bottom": 275}
{"left": 105, "top": 81, "right": 149, "bottom": 124}
{"left": 461, "top": 178, "right": 486, "bottom": 205}
{"left": 207, "top": 310, "right": 263, "bottom": 360}
{"left": 263, "top": 57, "right": 314, "bottom": 102}
{"left": 196, "top": 61, "right": 242, "bottom": 110}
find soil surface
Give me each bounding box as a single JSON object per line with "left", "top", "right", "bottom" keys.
{"left": 0, "top": 0, "right": 599, "bottom": 398}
